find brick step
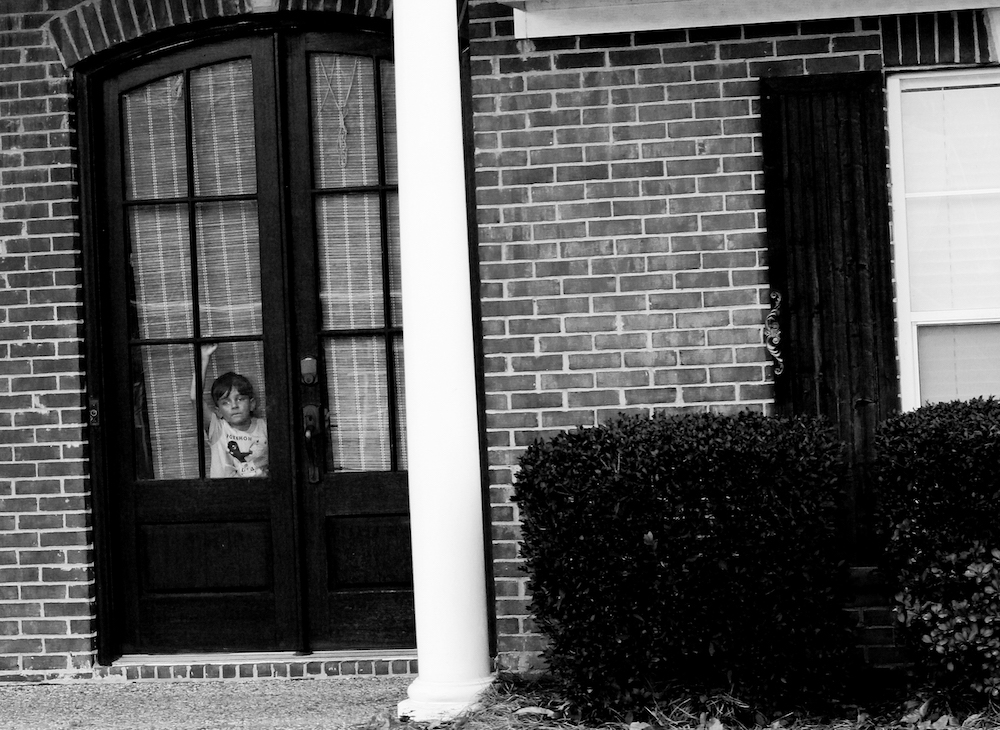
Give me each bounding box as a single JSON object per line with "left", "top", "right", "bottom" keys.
{"left": 86, "top": 651, "right": 418, "bottom": 682}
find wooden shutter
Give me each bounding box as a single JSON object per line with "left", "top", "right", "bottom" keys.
{"left": 761, "top": 72, "right": 898, "bottom": 555}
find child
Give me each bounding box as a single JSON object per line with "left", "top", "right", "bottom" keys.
{"left": 191, "top": 344, "right": 269, "bottom": 478}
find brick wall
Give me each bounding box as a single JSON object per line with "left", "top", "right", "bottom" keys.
{"left": 466, "top": 1, "right": 885, "bottom": 671}
{"left": 0, "top": 4, "right": 94, "bottom": 679}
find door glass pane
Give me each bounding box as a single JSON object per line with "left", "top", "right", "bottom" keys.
{"left": 124, "top": 74, "right": 187, "bottom": 200}
{"left": 130, "top": 205, "right": 192, "bottom": 339}
{"left": 906, "top": 194, "right": 1000, "bottom": 311}
{"left": 393, "top": 334, "right": 407, "bottom": 470}
{"left": 901, "top": 85, "right": 1000, "bottom": 193}
{"left": 917, "top": 323, "right": 1000, "bottom": 404}
{"left": 317, "top": 194, "right": 384, "bottom": 329}
{"left": 311, "top": 54, "right": 378, "bottom": 188}
{"left": 381, "top": 60, "right": 397, "bottom": 185}
{"left": 134, "top": 341, "right": 268, "bottom": 481}
{"left": 196, "top": 201, "right": 263, "bottom": 337}
{"left": 325, "top": 337, "right": 390, "bottom": 472}
{"left": 387, "top": 192, "right": 402, "bottom": 326}
{"left": 134, "top": 344, "right": 199, "bottom": 480}
{"left": 191, "top": 59, "right": 257, "bottom": 196}
{"left": 198, "top": 341, "right": 268, "bottom": 479}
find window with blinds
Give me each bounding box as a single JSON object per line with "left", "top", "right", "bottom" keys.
{"left": 888, "top": 70, "right": 1000, "bottom": 408}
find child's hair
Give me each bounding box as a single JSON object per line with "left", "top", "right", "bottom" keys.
{"left": 210, "top": 372, "right": 255, "bottom": 405}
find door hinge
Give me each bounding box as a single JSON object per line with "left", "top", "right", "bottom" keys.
{"left": 88, "top": 397, "right": 100, "bottom": 427}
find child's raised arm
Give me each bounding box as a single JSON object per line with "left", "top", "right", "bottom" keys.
{"left": 190, "top": 343, "right": 218, "bottom": 430}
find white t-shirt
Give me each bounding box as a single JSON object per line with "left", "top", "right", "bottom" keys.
{"left": 207, "top": 413, "right": 269, "bottom": 478}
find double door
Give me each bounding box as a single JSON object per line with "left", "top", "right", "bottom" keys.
{"left": 95, "top": 29, "right": 413, "bottom": 653}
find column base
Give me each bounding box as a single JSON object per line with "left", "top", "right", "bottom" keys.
{"left": 397, "top": 674, "right": 494, "bottom": 722}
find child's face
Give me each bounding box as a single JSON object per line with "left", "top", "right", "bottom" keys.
{"left": 215, "top": 388, "right": 255, "bottom": 430}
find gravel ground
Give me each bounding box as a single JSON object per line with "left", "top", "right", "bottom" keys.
{"left": 0, "top": 676, "right": 412, "bottom": 730}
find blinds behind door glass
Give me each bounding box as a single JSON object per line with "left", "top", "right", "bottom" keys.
{"left": 124, "top": 60, "right": 266, "bottom": 480}
{"left": 196, "top": 201, "right": 263, "bottom": 338}
{"left": 311, "top": 53, "right": 404, "bottom": 473}
{"left": 381, "top": 61, "right": 397, "bottom": 185}
{"left": 325, "top": 338, "right": 391, "bottom": 471}
{"left": 311, "top": 55, "right": 378, "bottom": 188}
{"left": 317, "top": 194, "right": 384, "bottom": 330}
{"left": 191, "top": 61, "right": 257, "bottom": 196}
{"left": 124, "top": 76, "right": 187, "bottom": 199}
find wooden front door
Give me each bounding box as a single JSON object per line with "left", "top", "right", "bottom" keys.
{"left": 91, "top": 27, "right": 414, "bottom": 654}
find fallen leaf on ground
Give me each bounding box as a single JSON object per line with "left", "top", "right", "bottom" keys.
{"left": 513, "top": 707, "right": 557, "bottom": 719}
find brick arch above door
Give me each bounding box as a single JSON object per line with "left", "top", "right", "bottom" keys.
{"left": 45, "top": 0, "right": 393, "bottom": 67}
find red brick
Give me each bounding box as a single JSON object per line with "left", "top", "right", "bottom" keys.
{"left": 511, "top": 355, "right": 563, "bottom": 372}
{"left": 805, "top": 55, "right": 862, "bottom": 74}
{"left": 22, "top": 655, "right": 67, "bottom": 670}
{"left": 567, "top": 352, "right": 621, "bottom": 369}
{"left": 0, "top": 600, "right": 41, "bottom": 617}
{"left": 541, "top": 411, "right": 594, "bottom": 428}
{"left": 0, "top": 639, "right": 43, "bottom": 653}
{"left": 539, "top": 335, "right": 592, "bottom": 352}
{"left": 567, "top": 390, "right": 620, "bottom": 407}
{"left": 509, "top": 393, "right": 563, "bottom": 409}
{"left": 679, "top": 349, "right": 734, "bottom": 366}
{"left": 624, "top": 387, "right": 676, "bottom": 404}
{"left": 595, "top": 333, "right": 647, "bottom": 350}
{"left": 611, "top": 123, "right": 665, "bottom": 142}
{"left": 655, "top": 368, "right": 708, "bottom": 386}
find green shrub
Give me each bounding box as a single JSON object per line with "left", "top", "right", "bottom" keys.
{"left": 874, "top": 398, "right": 1000, "bottom": 697}
{"left": 514, "top": 411, "right": 856, "bottom": 717}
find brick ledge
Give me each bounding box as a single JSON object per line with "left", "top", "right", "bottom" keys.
{"left": 74, "top": 651, "right": 417, "bottom": 682}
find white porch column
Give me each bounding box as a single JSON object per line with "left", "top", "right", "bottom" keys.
{"left": 393, "top": 0, "right": 495, "bottom": 722}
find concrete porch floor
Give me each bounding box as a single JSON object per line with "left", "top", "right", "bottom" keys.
{"left": 0, "top": 675, "right": 412, "bottom": 729}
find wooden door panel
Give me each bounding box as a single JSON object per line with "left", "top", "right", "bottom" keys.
{"left": 132, "top": 483, "right": 272, "bottom": 521}
{"left": 136, "top": 595, "right": 277, "bottom": 652}
{"left": 139, "top": 522, "right": 273, "bottom": 592}
{"left": 326, "top": 515, "right": 412, "bottom": 586}
{"left": 324, "top": 512, "right": 414, "bottom": 649}
{"left": 326, "top": 591, "right": 416, "bottom": 650}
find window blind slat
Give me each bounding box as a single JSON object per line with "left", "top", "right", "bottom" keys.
{"left": 311, "top": 54, "right": 378, "bottom": 189}
{"left": 325, "top": 337, "right": 390, "bottom": 472}
{"left": 918, "top": 324, "right": 1000, "bottom": 403}
{"left": 192, "top": 59, "right": 257, "bottom": 197}
{"left": 317, "top": 194, "right": 384, "bottom": 330}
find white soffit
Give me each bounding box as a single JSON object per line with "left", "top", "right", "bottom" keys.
{"left": 498, "top": 0, "right": 1000, "bottom": 38}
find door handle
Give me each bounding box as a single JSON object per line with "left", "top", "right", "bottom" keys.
{"left": 303, "top": 404, "right": 321, "bottom": 484}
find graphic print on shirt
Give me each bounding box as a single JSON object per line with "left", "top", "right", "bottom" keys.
{"left": 208, "top": 413, "right": 269, "bottom": 478}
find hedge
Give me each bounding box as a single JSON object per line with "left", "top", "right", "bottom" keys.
{"left": 515, "top": 411, "right": 857, "bottom": 717}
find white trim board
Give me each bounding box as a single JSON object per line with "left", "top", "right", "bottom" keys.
{"left": 499, "top": 0, "right": 1000, "bottom": 39}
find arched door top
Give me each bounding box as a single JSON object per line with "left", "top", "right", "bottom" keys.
{"left": 46, "top": 0, "right": 392, "bottom": 68}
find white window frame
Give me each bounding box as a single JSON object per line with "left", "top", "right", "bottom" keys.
{"left": 888, "top": 68, "right": 1000, "bottom": 410}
